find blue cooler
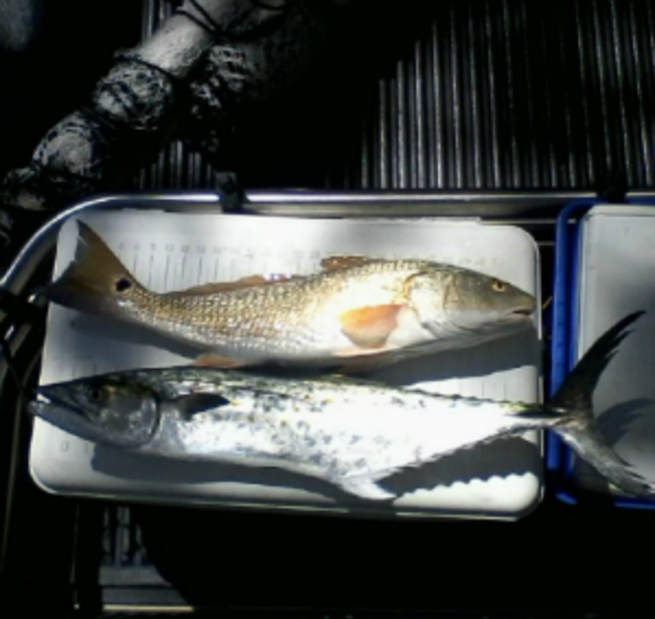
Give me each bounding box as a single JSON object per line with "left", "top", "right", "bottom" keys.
{"left": 549, "top": 198, "right": 655, "bottom": 508}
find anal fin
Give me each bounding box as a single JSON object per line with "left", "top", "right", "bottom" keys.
{"left": 191, "top": 354, "right": 251, "bottom": 369}
{"left": 331, "top": 346, "right": 397, "bottom": 361}
{"left": 338, "top": 476, "right": 397, "bottom": 501}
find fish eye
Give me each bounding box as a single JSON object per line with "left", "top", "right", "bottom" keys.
{"left": 115, "top": 278, "right": 132, "bottom": 293}
{"left": 87, "top": 386, "right": 106, "bottom": 404}
{"left": 491, "top": 279, "right": 508, "bottom": 293}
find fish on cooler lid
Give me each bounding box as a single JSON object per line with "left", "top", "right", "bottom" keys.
{"left": 40, "top": 220, "right": 536, "bottom": 371}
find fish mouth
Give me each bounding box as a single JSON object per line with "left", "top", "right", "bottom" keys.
{"left": 34, "top": 386, "right": 82, "bottom": 415}
{"left": 29, "top": 389, "right": 109, "bottom": 448}
{"left": 503, "top": 306, "right": 535, "bottom": 321}
{"left": 29, "top": 386, "right": 93, "bottom": 432}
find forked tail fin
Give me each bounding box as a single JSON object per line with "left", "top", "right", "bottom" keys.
{"left": 548, "top": 311, "right": 655, "bottom": 497}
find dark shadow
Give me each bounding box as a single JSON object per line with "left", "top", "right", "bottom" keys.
{"left": 92, "top": 445, "right": 358, "bottom": 504}
{"left": 595, "top": 398, "right": 655, "bottom": 446}
{"left": 69, "top": 314, "right": 538, "bottom": 385}
{"left": 365, "top": 324, "right": 539, "bottom": 387}
{"left": 0, "top": 1, "right": 142, "bottom": 177}
{"left": 69, "top": 314, "right": 206, "bottom": 361}
{"left": 204, "top": 1, "right": 442, "bottom": 188}
{"left": 381, "top": 436, "right": 540, "bottom": 497}
{"left": 200, "top": 0, "right": 655, "bottom": 193}
{"left": 570, "top": 398, "right": 655, "bottom": 494}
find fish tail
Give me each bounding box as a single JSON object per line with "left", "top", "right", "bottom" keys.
{"left": 40, "top": 220, "right": 147, "bottom": 319}
{"left": 546, "top": 311, "right": 655, "bottom": 497}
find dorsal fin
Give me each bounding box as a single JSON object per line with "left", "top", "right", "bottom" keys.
{"left": 164, "top": 274, "right": 300, "bottom": 297}
{"left": 320, "top": 255, "right": 377, "bottom": 271}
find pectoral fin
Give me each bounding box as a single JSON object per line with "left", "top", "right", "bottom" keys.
{"left": 338, "top": 476, "right": 397, "bottom": 501}
{"left": 338, "top": 304, "right": 402, "bottom": 349}
{"left": 166, "top": 275, "right": 273, "bottom": 297}
{"left": 175, "top": 393, "right": 231, "bottom": 420}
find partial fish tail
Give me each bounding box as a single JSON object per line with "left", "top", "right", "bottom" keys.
{"left": 40, "top": 220, "right": 146, "bottom": 319}
{"left": 546, "top": 311, "right": 655, "bottom": 498}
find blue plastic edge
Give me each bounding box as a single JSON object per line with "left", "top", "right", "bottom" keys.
{"left": 548, "top": 197, "right": 655, "bottom": 508}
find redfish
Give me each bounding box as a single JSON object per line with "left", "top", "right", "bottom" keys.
{"left": 42, "top": 221, "right": 536, "bottom": 369}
